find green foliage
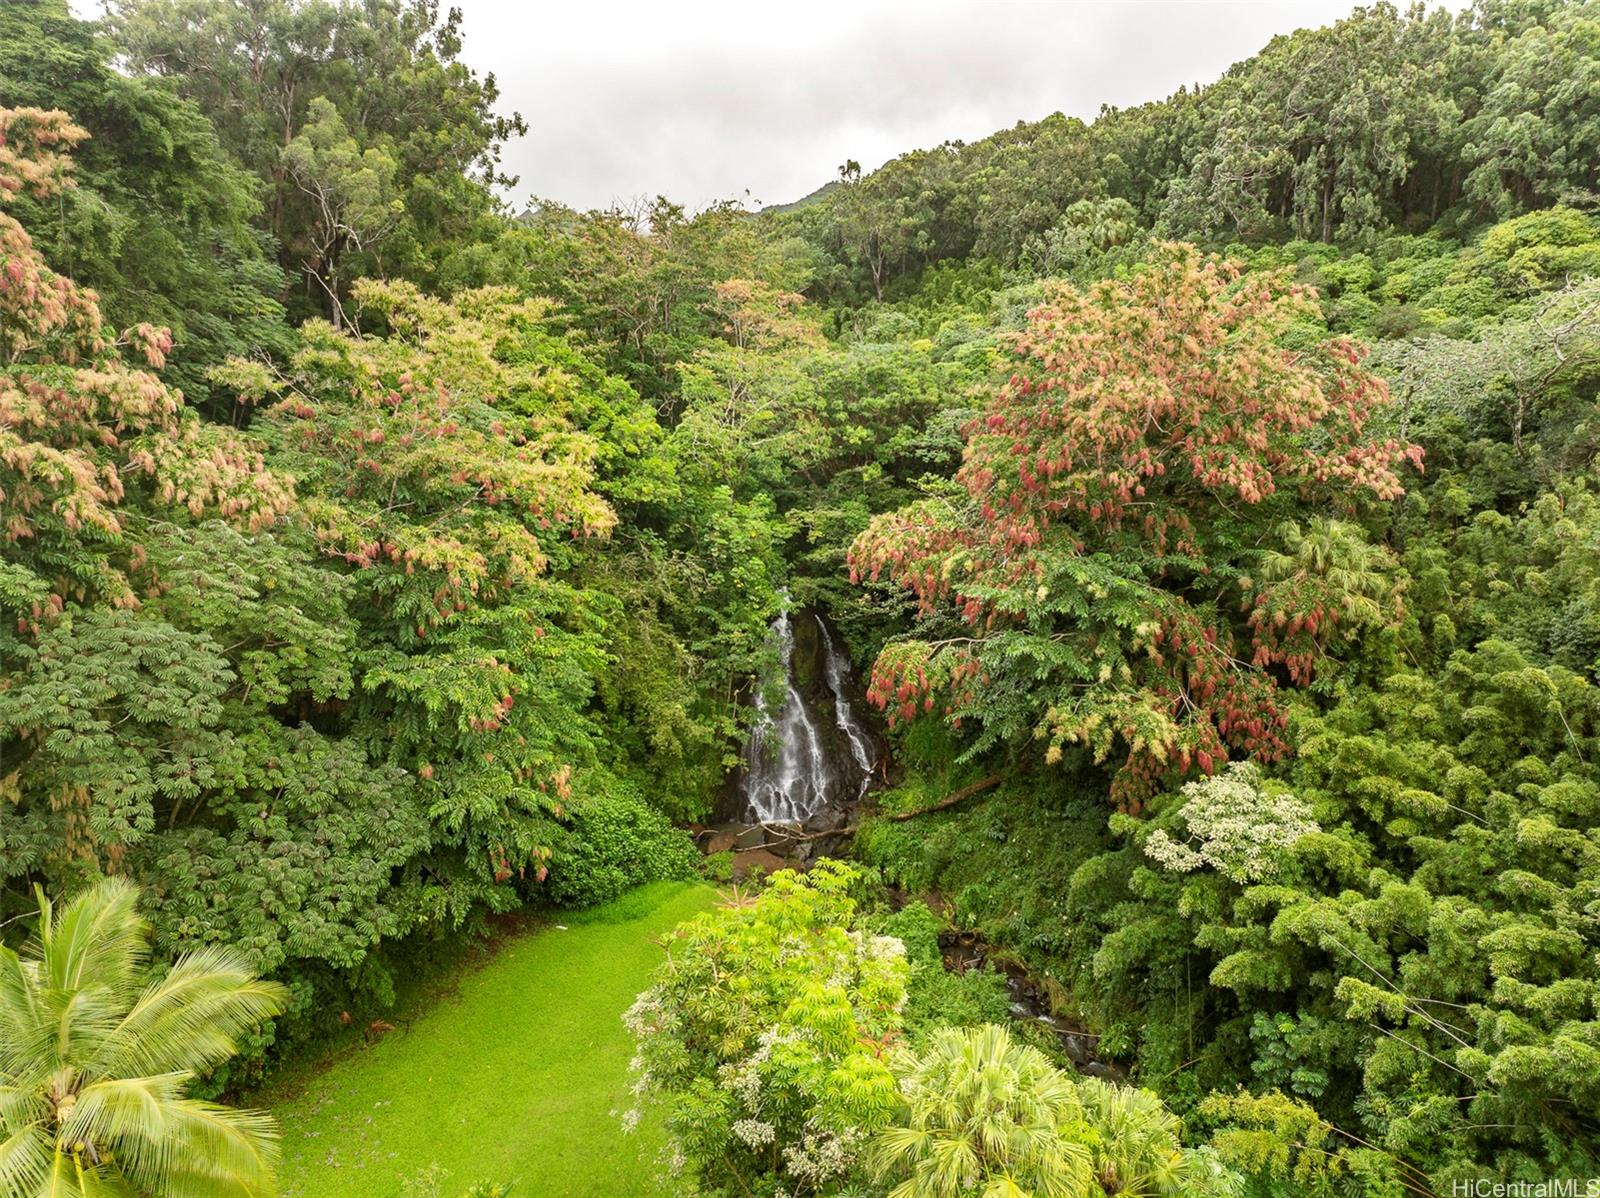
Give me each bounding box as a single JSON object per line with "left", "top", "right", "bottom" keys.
{"left": 872, "top": 1023, "right": 1213, "bottom": 1197}
{"left": 865, "top": 641, "right": 1600, "bottom": 1181}
{"left": 0, "top": 0, "right": 290, "bottom": 407}
{"left": 1198, "top": 1090, "right": 1406, "bottom": 1197}
{"left": 280, "top": 96, "right": 406, "bottom": 325}
{"left": 845, "top": 169, "right": 1600, "bottom": 1184}
{"left": 1462, "top": 2, "right": 1600, "bottom": 218}
{"left": 871, "top": 1023, "right": 1096, "bottom": 1198}
{"left": 0, "top": 108, "right": 769, "bottom": 1070}
{"left": 1162, "top": 3, "right": 1455, "bottom": 244}
{"left": 877, "top": 902, "right": 1013, "bottom": 1038}
{"left": 11, "top": 2, "right": 1600, "bottom": 1189}
{"left": 774, "top": 1, "right": 1600, "bottom": 309}
{"left": 105, "top": 0, "right": 525, "bottom": 321}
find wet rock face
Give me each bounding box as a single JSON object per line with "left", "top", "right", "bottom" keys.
{"left": 735, "top": 604, "right": 879, "bottom": 825}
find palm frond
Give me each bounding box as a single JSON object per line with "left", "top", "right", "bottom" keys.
{"left": 38, "top": 881, "right": 148, "bottom": 1000}
{"left": 0, "top": 945, "right": 51, "bottom": 1080}
{"left": 94, "top": 948, "right": 287, "bottom": 1079}
{"left": 117, "top": 1098, "right": 280, "bottom": 1198}
{"left": 62, "top": 1072, "right": 189, "bottom": 1165}
{"left": 0, "top": 1122, "right": 53, "bottom": 1198}
{"left": 47, "top": 989, "right": 127, "bottom": 1075}
{"left": 0, "top": 1085, "right": 50, "bottom": 1134}
{"left": 5, "top": 881, "right": 282, "bottom": 1198}
{"left": 41, "top": 1147, "right": 87, "bottom": 1198}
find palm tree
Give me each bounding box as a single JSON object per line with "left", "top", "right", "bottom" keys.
{"left": 1257, "top": 517, "right": 1399, "bottom": 628}
{"left": 0, "top": 878, "right": 288, "bottom": 1197}
{"left": 870, "top": 1023, "right": 1094, "bottom": 1198}
{"left": 1076, "top": 1077, "right": 1203, "bottom": 1196}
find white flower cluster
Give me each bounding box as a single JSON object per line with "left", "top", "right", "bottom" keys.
{"left": 849, "top": 929, "right": 908, "bottom": 963}
{"left": 1143, "top": 762, "right": 1320, "bottom": 883}
{"left": 620, "top": 989, "right": 673, "bottom": 1136}
{"left": 722, "top": 1057, "right": 763, "bottom": 1109}
{"left": 782, "top": 1124, "right": 863, "bottom": 1187}
{"left": 622, "top": 989, "right": 667, "bottom": 1038}
{"left": 718, "top": 1024, "right": 805, "bottom": 1115}
{"left": 733, "top": 1118, "right": 777, "bottom": 1148}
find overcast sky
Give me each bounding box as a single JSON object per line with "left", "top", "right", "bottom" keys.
{"left": 465, "top": 0, "right": 1378, "bottom": 212}
{"left": 76, "top": 0, "right": 1410, "bottom": 212}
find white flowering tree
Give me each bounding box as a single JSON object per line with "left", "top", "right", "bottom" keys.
{"left": 1142, "top": 763, "right": 1320, "bottom": 884}
{"left": 622, "top": 861, "right": 908, "bottom": 1197}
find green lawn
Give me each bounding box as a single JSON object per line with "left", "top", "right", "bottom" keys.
{"left": 268, "top": 882, "right": 717, "bottom": 1198}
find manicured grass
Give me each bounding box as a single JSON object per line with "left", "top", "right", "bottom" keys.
{"left": 267, "top": 882, "right": 717, "bottom": 1198}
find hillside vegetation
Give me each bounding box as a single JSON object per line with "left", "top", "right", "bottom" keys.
{"left": 3, "top": 0, "right": 1600, "bottom": 1194}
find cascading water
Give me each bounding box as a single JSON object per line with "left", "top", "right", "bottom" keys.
{"left": 739, "top": 602, "right": 878, "bottom": 825}
{"left": 816, "top": 615, "right": 876, "bottom": 797}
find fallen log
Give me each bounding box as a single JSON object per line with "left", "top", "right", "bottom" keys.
{"left": 881, "top": 772, "right": 1005, "bottom": 822}
{"left": 784, "top": 772, "right": 1007, "bottom": 841}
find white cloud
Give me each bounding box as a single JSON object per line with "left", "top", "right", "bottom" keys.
{"left": 75, "top": 0, "right": 1459, "bottom": 212}
{"left": 462, "top": 0, "right": 1372, "bottom": 211}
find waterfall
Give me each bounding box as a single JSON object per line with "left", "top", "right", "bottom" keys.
{"left": 816, "top": 615, "right": 876, "bottom": 796}
{"left": 741, "top": 607, "right": 835, "bottom": 824}
{"left": 739, "top": 603, "right": 878, "bottom": 824}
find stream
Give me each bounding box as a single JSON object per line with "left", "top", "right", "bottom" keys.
{"left": 938, "top": 928, "right": 1126, "bottom": 1081}
{"left": 722, "top": 603, "right": 1120, "bottom": 1079}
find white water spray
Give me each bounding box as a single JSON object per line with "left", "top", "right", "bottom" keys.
{"left": 739, "top": 603, "right": 877, "bottom": 824}
{"left": 816, "top": 615, "right": 876, "bottom": 796}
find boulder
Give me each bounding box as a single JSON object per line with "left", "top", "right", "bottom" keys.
{"left": 803, "top": 806, "right": 848, "bottom": 835}
{"left": 699, "top": 822, "right": 747, "bottom": 855}
{"left": 734, "top": 824, "right": 771, "bottom": 851}
{"left": 730, "top": 847, "right": 791, "bottom": 879}
{"left": 702, "top": 830, "right": 738, "bottom": 855}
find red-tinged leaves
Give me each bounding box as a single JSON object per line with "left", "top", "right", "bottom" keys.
{"left": 2, "top": 108, "right": 294, "bottom": 611}
{"left": 851, "top": 245, "right": 1413, "bottom": 806}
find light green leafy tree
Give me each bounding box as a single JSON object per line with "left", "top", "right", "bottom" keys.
{"left": 1463, "top": 1, "right": 1600, "bottom": 218}
{"left": 280, "top": 97, "right": 404, "bottom": 326}
{"left": 0, "top": 0, "right": 291, "bottom": 411}
{"left": 1075, "top": 1077, "right": 1210, "bottom": 1197}
{"left": 105, "top": 0, "right": 524, "bottom": 321}
{"left": 623, "top": 861, "right": 906, "bottom": 1197}
{"left": 1019, "top": 198, "right": 1144, "bottom": 281}
{"left": 1160, "top": 3, "right": 1455, "bottom": 243}
{"left": 872, "top": 1024, "right": 1216, "bottom": 1198}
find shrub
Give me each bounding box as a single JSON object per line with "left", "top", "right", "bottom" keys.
{"left": 546, "top": 778, "right": 699, "bottom": 907}
{"left": 622, "top": 861, "right": 908, "bottom": 1197}
{"left": 872, "top": 1023, "right": 1216, "bottom": 1197}
{"left": 877, "top": 901, "right": 1012, "bottom": 1037}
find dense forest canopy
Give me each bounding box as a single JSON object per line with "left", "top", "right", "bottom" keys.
{"left": 3, "top": 0, "right": 1600, "bottom": 1194}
